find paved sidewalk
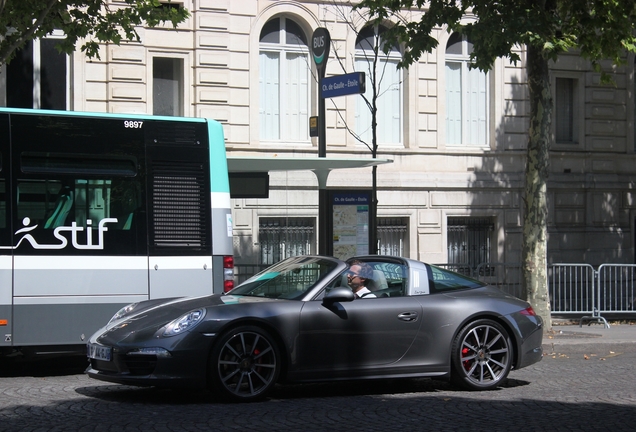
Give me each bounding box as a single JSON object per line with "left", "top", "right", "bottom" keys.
{"left": 546, "top": 322, "right": 636, "bottom": 345}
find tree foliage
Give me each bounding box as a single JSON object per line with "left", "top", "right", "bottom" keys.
{"left": 358, "top": 0, "right": 636, "bottom": 328}
{"left": 0, "top": 0, "right": 189, "bottom": 66}
{"left": 360, "top": 0, "right": 636, "bottom": 77}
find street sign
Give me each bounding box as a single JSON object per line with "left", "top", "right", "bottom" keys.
{"left": 321, "top": 72, "right": 366, "bottom": 99}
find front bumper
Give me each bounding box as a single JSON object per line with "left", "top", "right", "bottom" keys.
{"left": 86, "top": 343, "right": 211, "bottom": 389}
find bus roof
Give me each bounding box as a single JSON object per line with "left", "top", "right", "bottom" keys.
{"left": 0, "top": 107, "right": 211, "bottom": 124}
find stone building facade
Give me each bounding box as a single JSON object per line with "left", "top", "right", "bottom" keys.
{"left": 2, "top": 0, "right": 635, "bottom": 269}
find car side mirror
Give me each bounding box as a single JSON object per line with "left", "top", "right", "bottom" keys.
{"left": 323, "top": 287, "right": 355, "bottom": 305}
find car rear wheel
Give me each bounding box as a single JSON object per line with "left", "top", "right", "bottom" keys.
{"left": 210, "top": 325, "right": 280, "bottom": 401}
{"left": 451, "top": 319, "right": 513, "bottom": 390}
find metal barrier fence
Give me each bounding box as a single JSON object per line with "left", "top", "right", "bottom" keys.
{"left": 436, "top": 262, "right": 636, "bottom": 324}
{"left": 236, "top": 261, "right": 636, "bottom": 323}
{"left": 597, "top": 264, "right": 636, "bottom": 315}
{"left": 548, "top": 264, "right": 596, "bottom": 316}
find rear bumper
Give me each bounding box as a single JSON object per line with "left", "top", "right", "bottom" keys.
{"left": 516, "top": 317, "right": 544, "bottom": 369}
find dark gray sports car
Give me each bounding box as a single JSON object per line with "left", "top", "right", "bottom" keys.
{"left": 86, "top": 255, "right": 543, "bottom": 401}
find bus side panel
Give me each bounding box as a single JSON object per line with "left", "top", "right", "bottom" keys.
{"left": 208, "top": 119, "right": 233, "bottom": 257}
{"left": 207, "top": 120, "right": 232, "bottom": 294}
{"left": 145, "top": 119, "right": 216, "bottom": 299}
{"left": 9, "top": 112, "right": 150, "bottom": 349}
{"left": 12, "top": 256, "right": 148, "bottom": 346}
{"left": 149, "top": 256, "right": 213, "bottom": 299}
{"left": 0, "top": 113, "right": 12, "bottom": 350}
{"left": 12, "top": 297, "right": 148, "bottom": 346}
{"left": 0, "top": 257, "right": 11, "bottom": 349}
{"left": 13, "top": 256, "right": 148, "bottom": 297}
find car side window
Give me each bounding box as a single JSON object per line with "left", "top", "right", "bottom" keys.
{"left": 428, "top": 265, "right": 485, "bottom": 293}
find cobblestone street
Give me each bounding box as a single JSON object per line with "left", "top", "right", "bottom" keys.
{"left": 1, "top": 326, "right": 636, "bottom": 431}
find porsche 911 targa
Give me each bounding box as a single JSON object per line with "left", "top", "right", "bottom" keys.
{"left": 86, "top": 255, "right": 543, "bottom": 401}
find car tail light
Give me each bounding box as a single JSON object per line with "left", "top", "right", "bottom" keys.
{"left": 223, "top": 255, "right": 234, "bottom": 293}
{"left": 520, "top": 306, "right": 536, "bottom": 316}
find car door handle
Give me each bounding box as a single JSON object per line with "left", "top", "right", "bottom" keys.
{"left": 398, "top": 311, "right": 418, "bottom": 322}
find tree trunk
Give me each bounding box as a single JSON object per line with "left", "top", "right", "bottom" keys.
{"left": 370, "top": 164, "right": 378, "bottom": 254}
{"left": 522, "top": 44, "right": 552, "bottom": 331}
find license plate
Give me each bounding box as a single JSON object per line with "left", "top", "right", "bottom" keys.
{"left": 87, "top": 343, "right": 112, "bottom": 361}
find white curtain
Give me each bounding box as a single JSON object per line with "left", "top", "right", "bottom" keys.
{"left": 445, "top": 60, "right": 487, "bottom": 146}
{"left": 259, "top": 51, "right": 280, "bottom": 140}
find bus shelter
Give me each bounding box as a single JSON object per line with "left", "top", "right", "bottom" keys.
{"left": 226, "top": 156, "right": 393, "bottom": 255}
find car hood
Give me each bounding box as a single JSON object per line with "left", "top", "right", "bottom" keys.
{"left": 92, "top": 294, "right": 282, "bottom": 345}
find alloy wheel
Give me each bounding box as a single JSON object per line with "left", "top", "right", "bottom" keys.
{"left": 452, "top": 320, "right": 512, "bottom": 390}
{"left": 215, "top": 328, "right": 279, "bottom": 400}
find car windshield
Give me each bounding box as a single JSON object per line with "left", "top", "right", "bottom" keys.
{"left": 229, "top": 256, "right": 341, "bottom": 300}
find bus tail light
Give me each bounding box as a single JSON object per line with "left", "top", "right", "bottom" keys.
{"left": 223, "top": 255, "right": 234, "bottom": 293}
{"left": 0, "top": 319, "right": 7, "bottom": 326}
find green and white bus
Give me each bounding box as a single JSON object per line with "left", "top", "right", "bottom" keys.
{"left": 0, "top": 108, "right": 234, "bottom": 357}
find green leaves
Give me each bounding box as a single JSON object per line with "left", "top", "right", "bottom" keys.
{"left": 358, "top": 0, "right": 636, "bottom": 73}
{"left": 0, "top": 0, "right": 189, "bottom": 65}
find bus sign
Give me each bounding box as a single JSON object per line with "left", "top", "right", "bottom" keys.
{"left": 311, "top": 27, "right": 331, "bottom": 75}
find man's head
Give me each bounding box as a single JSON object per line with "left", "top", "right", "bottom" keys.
{"left": 346, "top": 260, "right": 373, "bottom": 291}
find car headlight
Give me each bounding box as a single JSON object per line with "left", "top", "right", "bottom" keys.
{"left": 109, "top": 303, "right": 139, "bottom": 324}
{"left": 162, "top": 309, "right": 206, "bottom": 337}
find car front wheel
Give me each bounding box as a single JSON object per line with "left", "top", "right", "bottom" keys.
{"left": 451, "top": 319, "right": 513, "bottom": 390}
{"left": 210, "top": 325, "right": 280, "bottom": 401}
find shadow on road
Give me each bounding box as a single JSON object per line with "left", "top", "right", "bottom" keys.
{"left": 73, "top": 376, "right": 531, "bottom": 405}
{"left": 0, "top": 355, "right": 88, "bottom": 378}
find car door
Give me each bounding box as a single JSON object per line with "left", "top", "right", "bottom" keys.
{"left": 294, "top": 295, "right": 422, "bottom": 378}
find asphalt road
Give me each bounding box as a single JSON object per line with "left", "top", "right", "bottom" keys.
{"left": 1, "top": 324, "right": 635, "bottom": 432}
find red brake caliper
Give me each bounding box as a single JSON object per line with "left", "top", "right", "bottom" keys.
{"left": 462, "top": 347, "right": 471, "bottom": 371}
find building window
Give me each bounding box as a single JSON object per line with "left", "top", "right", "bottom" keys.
{"left": 259, "top": 17, "right": 310, "bottom": 142}
{"left": 259, "top": 217, "right": 315, "bottom": 265}
{"left": 447, "top": 217, "right": 493, "bottom": 274}
{"left": 554, "top": 76, "right": 579, "bottom": 144}
{"left": 445, "top": 33, "right": 488, "bottom": 146}
{"left": 377, "top": 217, "right": 408, "bottom": 256}
{"left": 153, "top": 57, "right": 183, "bottom": 116}
{"left": 6, "top": 36, "right": 68, "bottom": 110}
{"left": 355, "top": 25, "right": 402, "bottom": 146}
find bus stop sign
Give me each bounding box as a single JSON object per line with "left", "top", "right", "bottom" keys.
{"left": 312, "top": 27, "right": 331, "bottom": 77}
